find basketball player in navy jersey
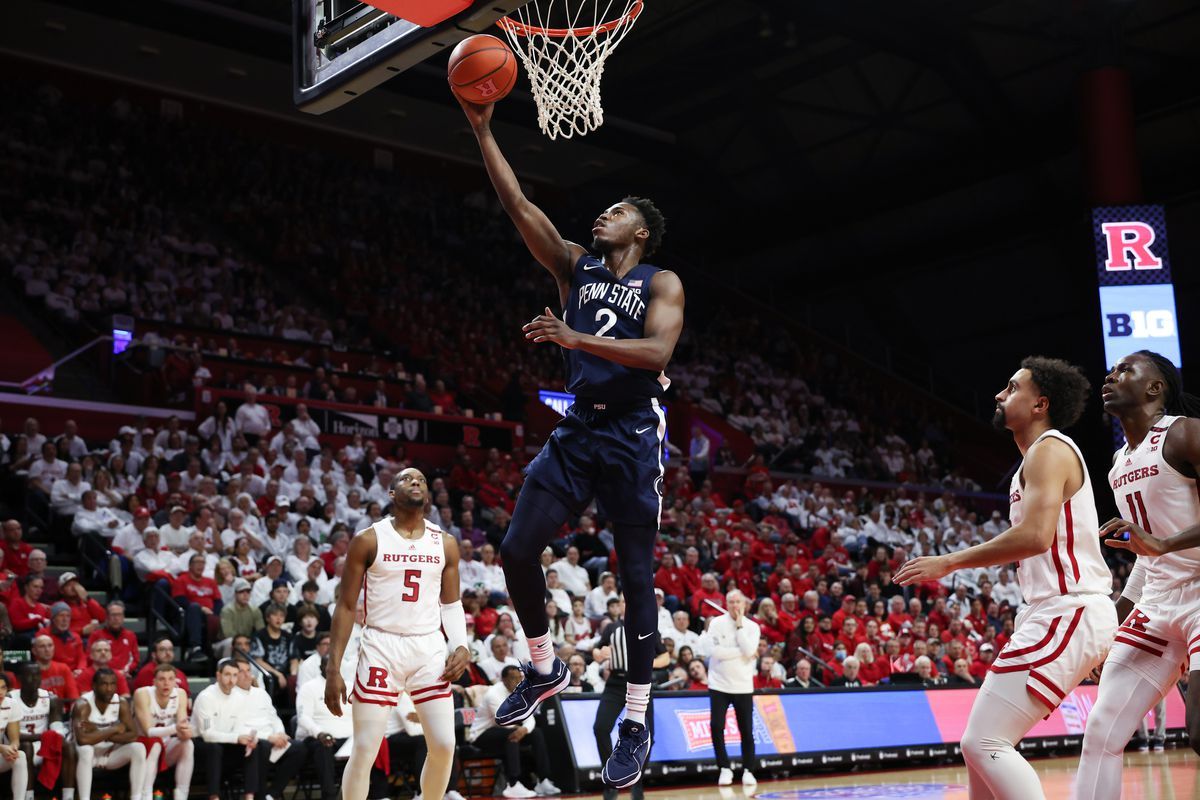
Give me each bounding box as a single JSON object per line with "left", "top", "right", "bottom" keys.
{"left": 457, "top": 94, "right": 683, "bottom": 788}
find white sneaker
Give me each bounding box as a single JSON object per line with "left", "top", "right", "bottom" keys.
{"left": 445, "top": 792, "right": 467, "bottom": 800}
{"left": 534, "top": 779, "right": 562, "bottom": 796}
{"left": 742, "top": 770, "right": 758, "bottom": 795}
{"left": 502, "top": 782, "right": 537, "bottom": 799}
{"left": 718, "top": 767, "right": 734, "bottom": 786}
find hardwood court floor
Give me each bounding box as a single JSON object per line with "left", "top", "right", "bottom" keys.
{"left": 579, "top": 751, "right": 1199, "bottom": 799}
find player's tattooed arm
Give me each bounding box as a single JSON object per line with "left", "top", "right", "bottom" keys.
{"left": 1104, "top": 418, "right": 1200, "bottom": 557}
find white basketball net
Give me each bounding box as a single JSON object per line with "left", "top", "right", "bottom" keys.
{"left": 498, "top": 0, "right": 642, "bottom": 140}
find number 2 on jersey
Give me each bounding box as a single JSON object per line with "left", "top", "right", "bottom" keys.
{"left": 401, "top": 569, "right": 421, "bottom": 602}
{"left": 595, "top": 308, "right": 618, "bottom": 338}
{"left": 1125, "top": 491, "right": 1153, "bottom": 534}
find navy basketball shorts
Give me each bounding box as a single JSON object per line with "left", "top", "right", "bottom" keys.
{"left": 523, "top": 399, "right": 667, "bottom": 526}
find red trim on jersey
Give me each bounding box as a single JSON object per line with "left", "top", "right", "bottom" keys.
{"left": 1188, "top": 646, "right": 1200, "bottom": 658}
{"left": 1118, "top": 626, "right": 1169, "bottom": 647}
{"left": 1049, "top": 531, "right": 1068, "bottom": 595}
{"left": 410, "top": 682, "right": 449, "bottom": 697}
{"left": 351, "top": 690, "right": 397, "bottom": 708}
{"left": 412, "top": 691, "right": 453, "bottom": 705}
{"left": 1027, "top": 684, "right": 1058, "bottom": 713}
{"left": 1187, "top": 633, "right": 1200, "bottom": 649}
{"left": 1029, "top": 669, "right": 1065, "bottom": 699}
{"left": 363, "top": 572, "right": 369, "bottom": 625}
{"left": 990, "top": 607, "right": 1084, "bottom": 673}
{"left": 1113, "top": 636, "right": 1164, "bottom": 658}
{"left": 996, "top": 615, "right": 1061, "bottom": 660}
{"left": 355, "top": 677, "right": 399, "bottom": 697}
{"left": 1063, "top": 502, "right": 1080, "bottom": 582}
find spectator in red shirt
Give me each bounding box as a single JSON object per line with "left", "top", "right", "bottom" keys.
{"left": 0, "top": 519, "right": 32, "bottom": 578}
{"left": 970, "top": 643, "right": 996, "bottom": 679}
{"left": 9, "top": 574, "right": 51, "bottom": 647}
{"left": 477, "top": 470, "right": 515, "bottom": 516}
{"left": 722, "top": 555, "right": 756, "bottom": 599}
{"left": 777, "top": 592, "right": 801, "bottom": 631}
{"left": 172, "top": 553, "right": 222, "bottom": 658}
{"left": 21, "top": 634, "right": 79, "bottom": 700}
{"left": 75, "top": 638, "right": 131, "bottom": 696}
{"left": 831, "top": 595, "right": 858, "bottom": 632}
{"left": 809, "top": 615, "right": 837, "bottom": 665}
{"left": 57, "top": 572, "right": 106, "bottom": 638}
{"left": 653, "top": 552, "right": 687, "bottom": 612}
{"left": 678, "top": 547, "right": 702, "bottom": 598}
{"left": 750, "top": 528, "right": 778, "bottom": 571}
{"left": 753, "top": 598, "right": 791, "bottom": 645}
{"left": 886, "top": 595, "right": 914, "bottom": 631}
{"left": 685, "top": 659, "right": 708, "bottom": 690}
{"left": 88, "top": 600, "right": 140, "bottom": 677}
{"left": 321, "top": 529, "right": 350, "bottom": 577}
{"left": 132, "top": 636, "right": 191, "bottom": 694}
{"left": 836, "top": 617, "right": 867, "bottom": 654}
{"left": 37, "top": 602, "right": 87, "bottom": 672}
{"left": 753, "top": 655, "right": 783, "bottom": 690}
{"left": 854, "top": 643, "right": 891, "bottom": 685}
{"left": 690, "top": 573, "right": 726, "bottom": 621}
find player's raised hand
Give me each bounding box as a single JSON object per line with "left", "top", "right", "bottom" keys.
{"left": 441, "top": 645, "right": 472, "bottom": 682}
{"left": 1100, "top": 517, "right": 1166, "bottom": 556}
{"left": 523, "top": 307, "right": 577, "bottom": 348}
{"left": 893, "top": 555, "right": 951, "bottom": 586}
{"left": 324, "top": 671, "right": 348, "bottom": 717}
{"left": 450, "top": 80, "right": 494, "bottom": 130}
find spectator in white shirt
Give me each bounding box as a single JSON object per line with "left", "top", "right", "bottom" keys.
{"left": 550, "top": 546, "right": 591, "bottom": 599}
{"left": 113, "top": 508, "right": 153, "bottom": 556}
{"left": 258, "top": 513, "right": 293, "bottom": 563}
{"left": 292, "top": 404, "right": 321, "bottom": 445}
{"left": 57, "top": 419, "right": 89, "bottom": 461}
{"left": 705, "top": 590, "right": 761, "bottom": 788}
{"left": 29, "top": 441, "right": 69, "bottom": 495}
{"left": 296, "top": 661, "right": 354, "bottom": 800}
{"left": 584, "top": 572, "right": 619, "bottom": 622}
{"left": 477, "top": 543, "right": 507, "bottom": 600}
{"left": 250, "top": 558, "right": 288, "bottom": 608}
{"left": 233, "top": 659, "right": 306, "bottom": 797}
{"left": 457, "top": 539, "right": 487, "bottom": 595}
{"left": 665, "top": 609, "right": 700, "bottom": 652}
{"left": 466, "top": 666, "right": 559, "bottom": 798}
{"left": 992, "top": 569, "right": 1023, "bottom": 610}
{"left": 477, "top": 635, "right": 521, "bottom": 683}
{"left": 545, "top": 569, "right": 572, "bottom": 616}
{"left": 158, "top": 506, "right": 194, "bottom": 554}
{"left": 177, "top": 530, "right": 220, "bottom": 578}
{"left": 192, "top": 660, "right": 259, "bottom": 800}
{"left": 133, "top": 528, "right": 176, "bottom": 581}
{"left": 71, "top": 491, "right": 126, "bottom": 538}
{"left": 233, "top": 386, "right": 272, "bottom": 446}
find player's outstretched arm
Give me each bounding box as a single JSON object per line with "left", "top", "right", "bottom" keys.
{"left": 325, "top": 529, "right": 376, "bottom": 716}
{"left": 895, "top": 438, "right": 1075, "bottom": 585}
{"left": 1105, "top": 418, "right": 1200, "bottom": 557}
{"left": 439, "top": 535, "right": 471, "bottom": 681}
{"left": 523, "top": 270, "right": 684, "bottom": 372}
{"left": 453, "top": 89, "right": 584, "bottom": 295}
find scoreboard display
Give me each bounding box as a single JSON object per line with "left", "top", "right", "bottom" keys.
{"left": 1093, "top": 205, "right": 1181, "bottom": 368}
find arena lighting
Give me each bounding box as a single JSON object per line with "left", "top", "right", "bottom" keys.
{"left": 1093, "top": 205, "right": 1181, "bottom": 369}
{"left": 112, "top": 314, "right": 134, "bottom": 355}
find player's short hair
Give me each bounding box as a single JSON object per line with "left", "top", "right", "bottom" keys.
{"left": 155, "top": 662, "right": 177, "bottom": 676}
{"left": 92, "top": 667, "right": 116, "bottom": 687}
{"left": 622, "top": 196, "right": 665, "bottom": 257}
{"left": 1021, "top": 356, "right": 1090, "bottom": 429}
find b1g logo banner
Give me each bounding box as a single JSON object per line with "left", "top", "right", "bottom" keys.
{"left": 1098, "top": 284, "right": 1182, "bottom": 368}
{"left": 1093, "top": 205, "right": 1172, "bottom": 286}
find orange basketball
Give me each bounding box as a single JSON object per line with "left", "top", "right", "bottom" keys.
{"left": 448, "top": 34, "right": 518, "bottom": 104}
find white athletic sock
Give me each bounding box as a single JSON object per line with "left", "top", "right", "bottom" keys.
{"left": 625, "top": 682, "right": 651, "bottom": 725}
{"left": 960, "top": 671, "right": 1048, "bottom": 800}
{"left": 528, "top": 632, "right": 555, "bottom": 675}
{"left": 62, "top": 788, "right": 76, "bottom": 800}
{"left": 76, "top": 744, "right": 94, "bottom": 800}
{"left": 1075, "top": 669, "right": 1165, "bottom": 800}
{"left": 415, "top": 693, "right": 457, "bottom": 800}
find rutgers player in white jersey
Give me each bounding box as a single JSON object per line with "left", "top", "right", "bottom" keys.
{"left": 325, "top": 468, "right": 471, "bottom": 800}
{"left": 896, "top": 357, "right": 1117, "bottom": 800}
{"left": 72, "top": 669, "right": 157, "bottom": 800}
{"left": 0, "top": 673, "right": 30, "bottom": 800}
{"left": 134, "top": 663, "right": 195, "bottom": 800}
{"left": 11, "top": 661, "right": 76, "bottom": 800}
{"left": 1074, "top": 351, "right": 1200, "bottom": 799}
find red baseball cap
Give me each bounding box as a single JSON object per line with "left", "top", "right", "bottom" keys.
{"left": 134, "top": 507, "right": 151, "bottom": 519}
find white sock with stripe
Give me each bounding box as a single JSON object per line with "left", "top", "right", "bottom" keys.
{"left": 625, "top": 682, "right": 651, "bottom": 725}
{"left": 528, "top": 632, "right": 555, "bottom": 675}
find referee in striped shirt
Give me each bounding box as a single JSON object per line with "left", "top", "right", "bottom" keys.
{"left": 592, "top": 597, "right": 670, "bottom": 800}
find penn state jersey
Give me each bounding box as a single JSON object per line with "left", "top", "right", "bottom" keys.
{"left": 563, "top": 253, "right": 670, "bottom": 401}
{"left": 1109, "top": 415, "right": 1200, "bottom": 604}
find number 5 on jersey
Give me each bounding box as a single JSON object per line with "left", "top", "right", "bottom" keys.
{"left": 401, "top": 569, "right": 421, "bottom": 602}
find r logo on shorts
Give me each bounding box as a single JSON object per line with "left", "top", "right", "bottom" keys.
{"left": 366, "top": 667, "right": 390, "bottom": 688}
